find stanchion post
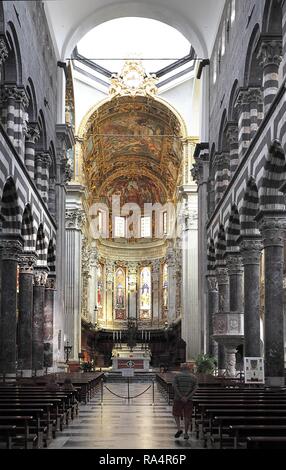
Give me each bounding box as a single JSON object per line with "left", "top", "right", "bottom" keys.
{"left": 152, "top": 380, "right": 155, "bottom": 406}
{"left": 101, "top": 378, "right": 104, "bottom": 406}
{"left": 127, "top": 377, "right": 130, "bottom": 402}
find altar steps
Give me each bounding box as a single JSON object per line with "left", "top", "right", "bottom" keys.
{"left": 105, "top": 371, "right": 157, "bottom": 383}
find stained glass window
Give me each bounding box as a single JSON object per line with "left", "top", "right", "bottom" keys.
{"left": 115, "top": 267, "right": 126, "bottom": 319}
{"left": 140, "top": 267, "right": 151, "bottom": 319}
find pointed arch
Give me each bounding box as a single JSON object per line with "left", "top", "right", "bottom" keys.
{"left": 215, "top": 224, "right": 226, "bottom": 268}
{"left": 241, "top": 177, "right": 260, "bottom": 236}
{"left": 3, "top": 22, "right": 22, "bottom": 83}
{"left": 226, "top": 204, "right": 241, "bottom": 251}
{"left": 36, "top": 223, "right": 47, "bottom": 266}
{"left": 36, "top": 110, "right": 47, "bottom": 151}
{"left": 228, "top": 79, "right": 239, "bottom": 121}
{"left": 21, "top": 204, "right": 36, "bottom": 251}
{"left": 0, "top": 176, "right": 21, "bottom": 235}
{"left": 244, "top": 24, "right": 262, "bottom": 87}
{"left": 26, "top": 78, "right": 38, "bottom": 122}
{"left": 262, "top": 0, "right": 282, "bottom": 35}
{"left": 260, "top": 140, "right": 286, "bottom": 212}
{"left": 218, "top": 109, "right": 228, "bottom": 152}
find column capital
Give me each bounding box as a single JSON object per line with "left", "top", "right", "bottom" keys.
{"left": 19, "top": 252, "right": 38, "bottom": 274}
{"left": 33, "top": 269, "right": 49, "bottom": 287}
{"left": 0, "top": 84, "right": 29, "bottom": 107}
{"left": 192, "top": 143, "right": 209, "bottom": 185}
{"left": 216, "top": 267, "right": 228, "bottom": 284}
{"left": 239, "top": 236, "right": 263, "bottom": 264}
{"left": 0, "top": 237, "right": 23, "bottom": 261}
{"left": 246, "top": 86, "right": 263, "bottom": 105}
{"left": 0, "top": 36, "right": 8, "bottom": 66}
{"left": 206, "top": 274, "right": 218, "bottom": 292}
{"left": 225, "top": 252, "right": 244, "bottom": 275}
{"left": 224, "top": 121, "right": 238, "bottom": 144}
{"left": 256, "top": 211, "right": 286, "bottom": 247}
{"left": 46, "top": 276, "right": 56, "bottom": 290}
{"left": 26, "top": 122, "right": 40, "bottom": 143}
{"left": 65, "top": 209, "right": 85, "bottom": 230}
{"left": 256, "top": 35, "right": 282, "bottom": 68}
{"left": 234, "top": 87, "right": 250, "bottom": 111}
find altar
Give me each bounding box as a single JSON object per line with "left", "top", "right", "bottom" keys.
{"left": 111, "top": 344, "right": 151, "bottom": 371}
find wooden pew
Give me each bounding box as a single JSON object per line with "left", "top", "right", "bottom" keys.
{"left": 0, "top": 425, "right": 16, "bottom": 449}
{"left": 0, "top": 416, "right": 37, "bottom": 449}
{"left": 246, "top": 436, "right": 286, "bottom": 449}
{"left": 229, "top": 424, "right": 286, "bottom": 449}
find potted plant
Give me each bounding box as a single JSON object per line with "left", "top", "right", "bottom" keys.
{"left": 195, "top": 354, "right": 217, "bottom": 383}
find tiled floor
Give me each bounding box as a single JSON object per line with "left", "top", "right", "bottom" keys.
{"left": 48, "top": 381, "right": 205, "bottom": 449}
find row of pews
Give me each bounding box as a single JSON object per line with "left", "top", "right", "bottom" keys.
{"left": 193, "top": 386, "right": 286, "bottom": 449}
{"left": 156, "top": 372, "right": 286, "bottom": 449}
{"left": 0, "top": 372, "right": 104, "bottom": 449}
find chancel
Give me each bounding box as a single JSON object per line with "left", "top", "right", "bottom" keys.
{"left": 0, "top": 0, "right": 286, "bottom": 451}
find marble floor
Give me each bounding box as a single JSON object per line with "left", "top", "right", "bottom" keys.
{"left": 47, "top": 381, "right": 205, "bottom": 449}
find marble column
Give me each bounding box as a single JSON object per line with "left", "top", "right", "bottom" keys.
{"left": 25, "top": 123, "right": 40, "bottom": 179}
{"left": 206, "top": 274, "right": 218, "bottom": 358}
{"left": 240, "top": 237, "right": 263, "bottom": 358}
{"left": 225, "top": 122, "right": 239, "bottom": 176}
{"left": 214, "top": 153, "right": 231, "bottom": 205}
{"left": 257, "top": 37, "right": 282, "bottom": 114}
{"left": 225, "top": 252, "right": 244, "bottom": 314}
{"left": 32, "top": 269, "right": 48, "bottom": 375}
{"left": 89, "top": 253, "right": 99, "bottom": 324}
{"left": 216, "top": 267, "right": 229, "bottom": 374}
{"left": 282, "top": 0, "right": 286, "bottom": 76}
{"left": 151, "top": 260, "right": 160, "bottom": 327}
{"left": 248, "top": 87, "right": 264, "bottom": 139}
{"left": 18, "top": 252, "right": 37, "bottom": 377}
{"left": 44, "top": 277, "right": 56, "bottom": 370}
{"left": 167, "top": 248, "right": 176, "bottom": 324}
{"left": 0, "top": 238, "right": 23, "bottom": 380}
{"left": 256, "top": 213, "right": 286, "bottom": 387}
{"left": 65, "top": 208, "right": 84, "bottom": 361}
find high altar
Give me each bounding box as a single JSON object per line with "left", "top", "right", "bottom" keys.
{"left": 111, "top": 344, "right": 151, "bottom": 371}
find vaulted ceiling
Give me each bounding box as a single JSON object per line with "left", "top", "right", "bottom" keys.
{"left": 82, "top": 95, "right": 183, "bottom": 208}
{"left": 44, "top": 0, "right": 225, "bottom": 59}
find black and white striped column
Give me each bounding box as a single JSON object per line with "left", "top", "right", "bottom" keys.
{"left": 257, "top": 37, "right": 282, "bottom": 114}
{"left": 35, "top": 152, "right": 51, "bottom": 203}
{"left": 0, "top": 85, "right": 29, "bottom": 160}
{"left": 18, "top": 253, "right": 38, "bottom": 377}
{"left": 25, "top": 123, "right": 40, "bottom": 179}
{"left": 214, "top": 153, "right": 230, "bottom": 206}
{"left": 234, "top": 88, "right": 251, "bottom": 160}
{"left": 225, "top": 122, "right": 239, "bottom": 175}
{"left": 248, "top": 87, "right": 264, "bottom": 139}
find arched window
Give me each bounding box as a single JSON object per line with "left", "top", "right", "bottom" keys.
{"left": 162, "top": 263, "right": 168, "bottom": 319}
{"left": 97, "top": 265, "right": 104, "bottom": 319}
{"left": 115, "top": 267, "right": 126, "bottom": 319}
{"left": 140, "top": 267, "right": 151, "bottom": 319}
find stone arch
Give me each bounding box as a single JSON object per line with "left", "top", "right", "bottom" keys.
{"left": 21, "top": 203, "right": 36, "bottom": 252}
{"left": 228, "top": 79, "right": 239, "bottom": 121}
{"left": 226, "top": 204, "right": 241, "bottom": 251}
{"left": 36, "top": 110, "right": 47, "bottom": 151}
{"left": 26, "top": 78, "right": 38, "bottom": 122}
{"left": 3, "top": 22, "right": 22, "bottom": 84}
{"left": 47, "top": 239, "right": 56, "bottom": 276}
{"left": 207, "top": 238, "right": 216, "bottom": 274}
{"left": 48, "top": 141, "right": 56, "bottom": 216}
{"left": 218, "top": 109, "right": 228, "bottom": 152}
{"left": 0, "top": 2, "right": 4, "bottom": 34}
{"left": 215, "top": 224, "right": 226, "bottom": 268}
{"left": 35, "top": 223, "right": 47, "bottom": 266}
{"left": 260, "top": 139, "right": 286, "bottom": 212}
{"left": 244, "top": 24, "right": 262, "bottom": 87}
{"left": 262, "top": 0, "right": 282, "bottom": 35}
{"left": 0, "top": 176, "right": 21, "bottom": 235}
{"left": 241, "top": 177, "right": 260, "bottom": 236}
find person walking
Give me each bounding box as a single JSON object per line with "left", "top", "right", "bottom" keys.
{"left": 172, "top": 363, "right": 198, "bottom": 440}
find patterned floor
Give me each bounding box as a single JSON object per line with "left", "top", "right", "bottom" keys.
{"left": 47, "top": 381, "right": 205, "bottom": 449}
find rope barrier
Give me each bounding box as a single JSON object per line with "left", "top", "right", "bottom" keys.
{"left": 104, "top": 384, "right": 151, "bottom": 399}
